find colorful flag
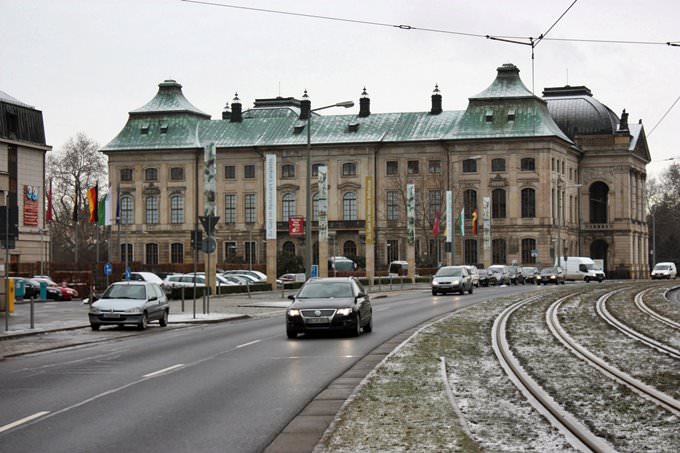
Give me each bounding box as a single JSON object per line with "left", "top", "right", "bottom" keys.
{"left": 97, "top": 193, "right": 107, "bottom": 225}
{"left": 458, "top": 208, "right": 465, "bottom": 237}
{"left": 432, "top": 210, "right": 440, "bottom": 236}
{"left": 46, "top": 178, "right": 53, "bottom": 223}
{"left": 472, "top": 208, "right": 478, "bottom": 235}
{"left": 87, "top": 183, "right": 98, "bottom": 223}
{"left": 104, "top": 185, "right": 113, "bottom": 226}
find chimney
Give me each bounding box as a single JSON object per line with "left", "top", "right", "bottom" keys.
{"left": 359, "top": 87, "right": 370, "bottom": 117}
{"left": 299, "top": 89, "right": 311, "bottom": 120}
{"left": 619, "top": 108, "right": 629, "bottom": 131}
{"left": 230, "top": 93, "right": 242, "bottom": 123}
{"left": 430, "top": 84, "right": 442, "bottom": 114}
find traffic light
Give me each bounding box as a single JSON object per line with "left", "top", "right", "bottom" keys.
{"left": 190, "top": 230, "right": 202, "bottom": 250}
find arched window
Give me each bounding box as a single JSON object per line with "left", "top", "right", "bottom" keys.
{"left": 521, "top": 158, "right": 535, "bottom": 171}
{"left": 145, "top": 243, "right": 158, "bottom": 265}
{"left": 589, "top": 182, "right": 609, "bottom": 223}
{"left": 463, "top": 189, "right": 477, "bottom": 219}
{"left": 521, "top": 188, "right": 536, "bottom": 218}
{"left": 343, "top": 192, "right": 357, "bottom": 220}
{"left": 492, "top": 238, "right": 506, "bottom": 264}
{"left": 170, "top": 193, "right": 184, "bottom": 224}
{"left": 342, "top": 162, "right": 356, "bottom": 176}
{"left": 121, "top": 194, "right": 134, "bottom": 225}
{"left": 282, "top": 192, "right": 296, "bottom": 221}
{"left": 282, "top": 241, "right": 296, "bottom": 256}
{"left": 491, "top": 158, "right": 506, "bottom": 172}
{"left": 170, "top": 243, "right": 184, "bottom": 264}
{"left": 145, "top": 195, "right": 159, "bottom": 224}
{"left": 521, "top": 238, "right": 536, "bottom": 264}
{"left": 343, "top": 240, "right": 357, "bottom": 258}
{"left": 492, "top": 189, "right": 506, "bottom": 218}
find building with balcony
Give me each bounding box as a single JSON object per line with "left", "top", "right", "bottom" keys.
{"left": 101, "top": 63, "right": 650, "bottom": 278}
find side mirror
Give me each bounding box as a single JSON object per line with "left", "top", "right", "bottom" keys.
{"left": 288, "top": 294, "right": 295, "bottom": 301}
{"left": 149, "top": 296, "right": 158, "bottom": 302}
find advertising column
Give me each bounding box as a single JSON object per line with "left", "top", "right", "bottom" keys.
{"left": 265, "top": 154, "right": 277, "bottom": 286}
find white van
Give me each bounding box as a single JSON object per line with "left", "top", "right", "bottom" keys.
{"left": 651, "top": 262, "right": 677, "bottom": 279}
{"left": 388, "top": 261, "right": 409, "bottom": 277}
{"left": 556, "top": 257, "right": 606, "bottom": 282}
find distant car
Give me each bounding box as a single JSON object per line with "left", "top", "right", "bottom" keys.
{"left": 487, "top": 265, "right": 510, "bottom": 285}
{"left": 286, "top": 277, "right": 372, "bottom": 338}
{"left": 432, "top": 266, "right": 473, "bottom": 295}
{"left": 651, "top": 262, "right": 677, "bottom": 279}
{"left": 537, "top": 266, "right": 566, "bottom": 285}
{"left": 222, "top": 270, "right": 267, "bottom": 282}
{"left": 388, "top": 260, "right": 409, "bottom": 277}
{"left": 128, "top": 271, "right": 164, "bottom": 284}
{"left": 507, "top": 265, "right": 525, "bottom": 285}
{"left": 32, "top": 276, "right": 79, "bottom": 300}
{"left": 464, "top": 265, "right": 480, "bottom": 287}
{"left": 522, "top": 267, "right": 539, "bottom": 284}
{"left": 276, "top": 273, "right": 305, "bottom": 288}
{"left": 88, "top": 281, "right": 169, "bottom": 330}
{"left": 478, "top": 269, "right": 491, "bottom": 287}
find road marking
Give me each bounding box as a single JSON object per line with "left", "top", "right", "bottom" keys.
{"left": 0, "top": 411, "right": 50, "bottom": 433}
{"left": 143, "top": 364, "right": 184, "bottom": 378}
{"left": 235, "top": 339, "right": 262, "bottom": 349}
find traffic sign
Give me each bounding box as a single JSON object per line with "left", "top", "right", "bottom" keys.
{"left": 104, "top": 262, "right": 112, "bottom": 276}
{"left": 311, "top": 264, "right": 318, "bottom": 277}
{"left": 201, "top": 237, "right": 217, "bottom": 254}
{"left": 199, "top": 215, "right": 220, "bottom": 234}
{"left": 124, "top": 267, "right": 131, "bottom": 280}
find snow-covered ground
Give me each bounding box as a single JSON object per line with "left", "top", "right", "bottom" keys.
{"left": 317, "top": 282, "right": 679, "bottom": 452}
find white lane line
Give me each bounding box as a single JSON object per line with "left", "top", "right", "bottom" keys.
{"left": 235, "top": 339, "right": 262, "bottom": 349}
{"left": 142, "top": 364, "right": 185, "bottom": 378}
{"left": 0, "top": 411, "right": 50, "bottom": 433}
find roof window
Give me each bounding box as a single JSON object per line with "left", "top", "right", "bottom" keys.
{"left": 160, "top": 123, "right": 168, "bottom": 134}
{"left": 293, "top": 121, "right": 306, "bottom": 134}
{"left": 485, "top": 111, "right": 493, "bottom": 123}
{"left": 507, "top": 110, "right": 515, "bottom": 122}
{"left": 348, "top": 121, "right": 360, "bottom": 132}
{"left": 140, "top": 123, "right": 150, "bottom": 135}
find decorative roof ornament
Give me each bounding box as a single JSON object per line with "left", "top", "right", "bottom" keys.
{"left": 433, "top": 84, "right": 441, "bottom": 95}
{"left": 232, "top": 92, "right": 241, "bottom": 104}
{"left": 361, "top": 87, "right": 369, "bottom": 98}
{"left": 359, "top": 87, "right": 371, "bottom": 117}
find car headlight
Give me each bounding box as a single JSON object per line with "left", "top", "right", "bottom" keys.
{"left": 125, "top": 307, "right": 143, "bottom": 314}
{"left": 336, "top": 308, "right": 352, "bottom": 316}
{"left": 432, "top": 280, "right": 440, "bottom": 286}
{"left": 89, "top": 306, "right": 101, "bottom": 314}
{"left": 288, "top": 309, "right": 300, "bottom": 317}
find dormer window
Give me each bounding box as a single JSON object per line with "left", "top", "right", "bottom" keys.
{"left": 140, "top": 123, "right": 150, "bottom": 135}
{"left": 348, "top": 121, "right": 359, "bottom": 132}
{"left": 507, "top": 110, "right": 515, "bottom": 122}
{"left": 485, "top": 111, "right": 494, "bottom": 123}
{"left": 160, "top": 123, "right": 168, "bottom": 134}
{"left": 293, "top": 121, "right": 306, "bottom": 134}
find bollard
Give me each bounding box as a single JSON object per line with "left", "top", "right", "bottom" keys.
{"left": 246, "top": 279, "right": 251, "bottom": 299}
{"left": 181, "top": 286, "right": 185, "bottom": 312}
{"left": 30, "top": 296, "right": 35, "bottom": 329}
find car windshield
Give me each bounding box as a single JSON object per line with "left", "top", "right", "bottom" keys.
{"left": 436, "top": 267, "right": 463, "bottom": 277}
{"left": 525, "top": 267, "right": 537, "bottom": 273}
{"left": 654, "top": 264, "right": 670, "bottom": 270}
{"left": 541, "top": 267, "right": 556, "bottom": 274}
{"left": 298, "top": 282, "right": 353, "bottom": 298}
{"left": 102, "top": 284, "right": 147, "bottom": 299}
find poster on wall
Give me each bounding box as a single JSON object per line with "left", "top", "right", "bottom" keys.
{"left": 24, "top": 185, "right": 39, "bottom": 226}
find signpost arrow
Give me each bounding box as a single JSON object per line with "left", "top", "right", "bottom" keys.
{"left": 199, "top": 215, "right": 220, "bottom": 234}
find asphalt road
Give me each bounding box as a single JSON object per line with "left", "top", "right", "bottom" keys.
{"left": 0, "top": 284, "right": 535, "bottom": 453}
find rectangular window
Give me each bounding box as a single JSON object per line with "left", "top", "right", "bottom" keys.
{"left": 386, "top": 161, "right": 398, "bottom": 176}
{"left": 120, "top": 168, "right": 133, "bottom": 182}
{"left": 407, "top": 160, "right": 419, "bottom": 175}
{"left": 428, "top": 160, "right": 441, "bottom": 174}
{"left": 225, "top": 241, "right": 237, "bottom": 259}
{"left": 464, "top": 239, "right": 478, "bottom": 265}
{"left": 491, "top": 158, "right": 506, "bottom": 172}
{"left": 145, "top": 243, "right": 159, "bottom": 265}
{"left": 386, "top": 191, "right": 399, "bottom": 221}
{"left": 170, "top": 167, "right": 184, "bottom": 181}
{"left": 170, "top": 243, "right": 184, "bottom": 264}
{"left": 462, "top": 159, "right": 477, "bottom": 173}
{"left": 387, "top": 239, "right": 399, "bottom": 262}
{"left": 120, "top": 243, "right": 133, "bottom": 262}
{"left": 282, "top": 164, "right": 295, "bottom": 178}
{"left": 428, "top": 191, "right": 441, "bottom": 220}
{"left": 244, "top": 164, "right": 256, "bottom": 179}
{"left": 145, "top": 168, "right": 158, "bottom": 181}
{"left": 342, "top": 162, "right": 357, "bottom": 176}
{"left": 245, "top": 241, "right": 256, "bottom": 266}
{"left": 145, "top": 196, "right": 159, "bottom": 224}
{"left": 225, "top": 194, "right": 236, "bottom": 224}
{"left": 244, "top": 193, "right": 256, "bottom": 223}
{"left": 170, "top": 194, "right": 184, "bottom": 224}
{"left": 225, "top": 165, "right": 236, "bottom": 179}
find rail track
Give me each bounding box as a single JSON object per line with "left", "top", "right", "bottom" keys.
{"left": 636, "top": 288, "right": 680, "bottom": 330}
{"left": 492, "top": 294, "right": 614, "bottom": 453}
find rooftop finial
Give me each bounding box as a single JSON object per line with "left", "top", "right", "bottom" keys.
{"left": 361, "top": 87, "right": 369, "bottom": 98}
{"left": 433, "top": 83, "right": 440, "bottom": 95}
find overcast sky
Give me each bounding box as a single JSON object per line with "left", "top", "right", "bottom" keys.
{"left": 2, "top": 0, "right": 679, "bottom": 179}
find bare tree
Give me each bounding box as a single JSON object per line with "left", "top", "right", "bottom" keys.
{"left": 47, "top": 133, "right": 108, "bottom": 268}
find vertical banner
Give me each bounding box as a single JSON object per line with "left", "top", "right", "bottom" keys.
{"left": 483, "top": 196, "right": 491, "bottom": 251}
{"left": 365, "top": 176, "right": 374, "bottom": 245}
{"left": 318, "top": 166, "right": 328, "bottom": 241}
{"left": 445, "top": 191, "right": 452, "bottom": 244}
{"left": 265, "top": 154, "right": 277, "bottom": 240}
{"left": 407, "top": 184, "right": 415, "bottom": 245}
{"left": 23, "top": 185, "right": 39, "bottom": 226}
{"left": 204, "top": 142, "right": 216, "bottom": 216}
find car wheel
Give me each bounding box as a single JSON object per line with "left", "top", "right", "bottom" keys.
{"left": 468, "top": 285, "right": 473, "bottom": 294}
{"left": 459, "top": 289, "right": 464, "bottom": 295}
{"left": 364, "top": 315, "right": 373, "bottom": 333}
{"left": 159, "top": 310, "right": 168, "bottom": 327}
{"left": 286, "top": 329, "right": 297, "bottom": 339}
{"left": 90, "top": 323, "right": 100, "bottom": 331}
{"left": 352, "top": 314, "right": 362, "bottom": 337}
{"left": 432, "top": 289, "right": 437, "bottom": 296}
{"left": 138, "top": 313, "right": 148, "bottom": 330}
{"left": 585, "top": 277, "right": 590, "bottom": 283}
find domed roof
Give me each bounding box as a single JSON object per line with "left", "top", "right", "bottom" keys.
{"left": 131, "top": 80, "right": 210, "bottom": 118}
{"left": 542, "top": 86, "right": 619, "bottom": 138}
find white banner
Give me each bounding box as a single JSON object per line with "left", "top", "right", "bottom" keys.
{"left": 265, "top": 154, "right": 277, "bottom": 240}
{"left": 446, "top": 191, "right": 452, "bottom": 243}
{"left": 318, "top": 166, "right": 328, "bottom": 241}
{"left": 203, "top": 142, "right": 216, "bottom": 216}
{"left": 407, "top": 184, "right": 415, "bottom": 245}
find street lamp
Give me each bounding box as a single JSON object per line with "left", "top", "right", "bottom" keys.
{"left": 304, "top": 92, "right": 354, "bottom": 279}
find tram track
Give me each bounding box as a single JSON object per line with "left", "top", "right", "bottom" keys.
{"left": 636, "top": 288, "right": 680, "bottom": 330}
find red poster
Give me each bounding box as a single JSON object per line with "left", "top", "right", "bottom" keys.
{"left": 289, "top": 216, "right": 304, "bottom": 236}
{"left": 23, "top": 185, "right": 39, "bottom": 226}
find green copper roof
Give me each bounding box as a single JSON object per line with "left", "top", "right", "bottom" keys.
{"left": 102, "top": 64, "right": 576, "bottom": 152}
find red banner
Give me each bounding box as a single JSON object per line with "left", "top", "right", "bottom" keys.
{"left": 289, "top": 216, "right": 304, "bottom": 236}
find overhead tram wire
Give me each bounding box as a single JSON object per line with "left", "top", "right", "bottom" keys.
{"left": 648, "top": 93, "right": 680, "bottom": 137}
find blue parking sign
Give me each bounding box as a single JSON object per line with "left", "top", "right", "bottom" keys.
{"left": 124, "top": 267, "right": 131, "bottom": 280}
{"left": 311, "top": 264, "right": 318, "bottom": 277}
{"left": 104, "top": 262, "right": 112, "bottom": 276}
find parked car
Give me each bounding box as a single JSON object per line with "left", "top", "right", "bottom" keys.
{"left": 478, "top": 269, "right": 491, "bottom": 287}
{"left": 222, "top": 270, "right": 267, "bottom": 282}
{"left": 88, "top": 281, "right": 169, "bottom": 330}
{"left": 285, "top": 277, "right": 372, "bottom": 338}
{"left": 432, "top": 266, "right": 473, "bottom": 295}
{"left": 388, "top": 260, "right": 409, "bottom": 277}
{"left": 276, "top": 273, "right": 305, "bottom": 288}
{"left": 650, "top": 262, "right": 677, "bottom": 279}
{"left": 464, "top": 265, "right": 480, "bottom": 287}
{"left": 32, "top": 276, "right": 79, "bottom": 300}
{"left": 522, "top": 267, "right": 539, "bottom": 284}
{"left": 507, "top": 265, "right": 525, "bottom": 285}
{"left": 537, "top": 266, "right": 566, "bottom": 285}
{"left": 487, "top": 265, "right": 510, "bottom": 285}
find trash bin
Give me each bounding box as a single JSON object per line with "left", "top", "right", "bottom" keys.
{"left": 39, "top": 280, "right": 48, "bottom": 301}
{"left": 15, "top": 278, "right": 25, "bottom": 299}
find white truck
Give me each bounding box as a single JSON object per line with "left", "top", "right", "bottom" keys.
{"left": 556, "top": 256, "right": 606, "bottom": 282}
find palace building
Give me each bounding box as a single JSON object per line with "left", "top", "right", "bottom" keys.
{"left": 101, "top": 63, "right": 650, "bottom": 279}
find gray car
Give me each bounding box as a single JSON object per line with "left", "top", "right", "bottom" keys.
{"left": 432, "top": 266, "right": 473, "bottom": 295}
{"left": 88, "top": 281, "right": 169, "bottom": 330}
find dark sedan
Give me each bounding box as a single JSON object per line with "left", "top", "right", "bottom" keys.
{"left": 537, "top": 266, "right": 566, "bottom": 285}
{"left": 286, "top": 277, "right": 373, "bottom": 338}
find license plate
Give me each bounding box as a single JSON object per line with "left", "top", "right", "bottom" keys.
{"left": 103, "top": 313, "right": 121, "bottom": 319}
{"left": 306, "top": 317, "right": 329, "bottom": 324}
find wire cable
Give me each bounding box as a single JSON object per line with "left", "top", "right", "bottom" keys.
{"left": 648, "top": 94, "right": 680, "bottom": 136}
